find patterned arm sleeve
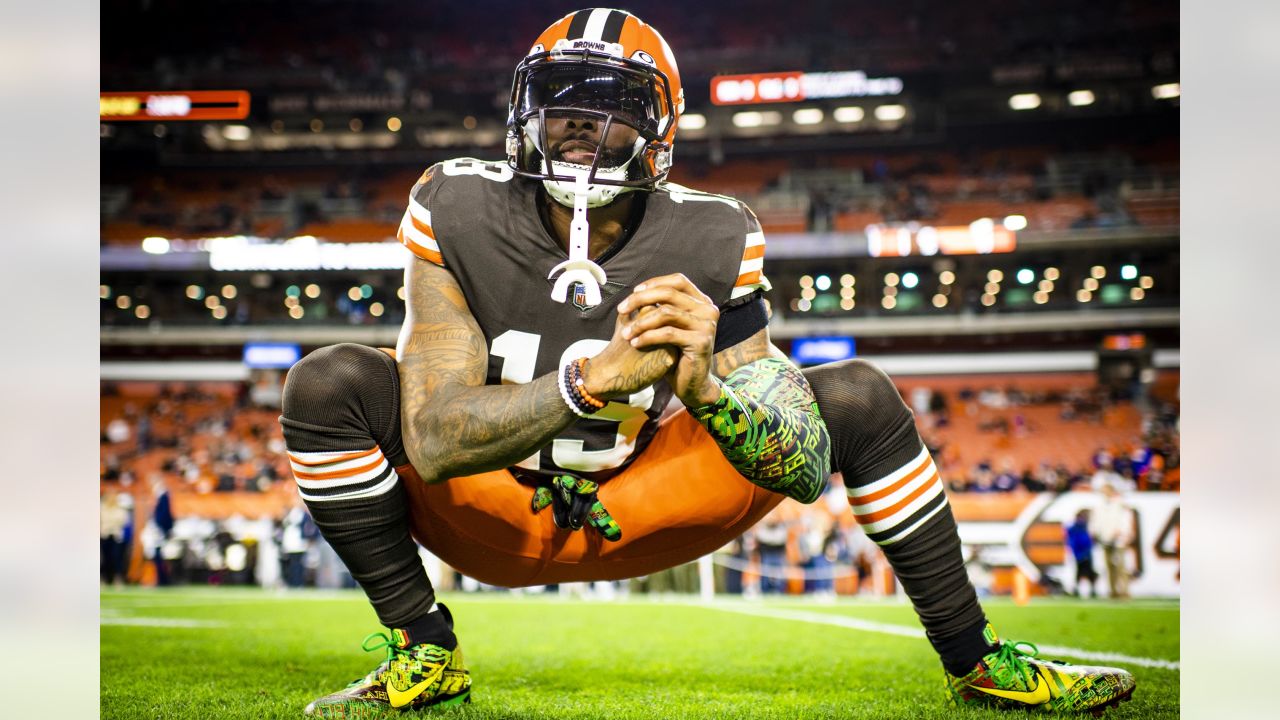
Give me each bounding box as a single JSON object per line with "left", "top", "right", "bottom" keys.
{"left": 690, "top": 357, "right": 831, "bottom": 504}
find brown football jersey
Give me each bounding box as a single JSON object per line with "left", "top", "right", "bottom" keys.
{"left": 396, "top": 157, "right": 770, "bottom": 481}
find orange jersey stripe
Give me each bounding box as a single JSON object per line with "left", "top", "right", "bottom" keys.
{"left": 735, "top": 270, "right": 763, "bottom": 287}
{"left": 741, "top": 244, "right": 765, "bottom": 261}
{"left": 409, "top": 212, "right": 436, "bottom": 240}
{"left": 292, "top": 457, "right": 385, "bottom": 481}
{"left": 849, "top": 454, "right": 933, "bottom": 505}
{"left": 397, "top": 227, "right": 445, "bottom": 266}
{"left": 854, "top": 471, "right": 941, "bottom": 524}
{"left": 288, "top": 446, "right": 380, "bottom": 468}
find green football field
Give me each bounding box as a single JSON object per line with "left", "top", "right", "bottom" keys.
{"left": 101, "top": 588, "right": 1179, "bottom": 719}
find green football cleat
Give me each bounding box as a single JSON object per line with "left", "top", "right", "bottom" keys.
{"left": 305, "top": 611, "right": 471, "bottom": 718}
{"left": 946, "top": 631, "right": 1135, "bottom": 714}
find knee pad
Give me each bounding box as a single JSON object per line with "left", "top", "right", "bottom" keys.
{"left": 802, "top": 359, "right": 920, "bottom": 483}
{"left": 281, "top": 343, "right": 404, "bottom": 456}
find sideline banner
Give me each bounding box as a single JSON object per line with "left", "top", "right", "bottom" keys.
{"left": 952, "top": 491, "right": 1179, "bottom": 597}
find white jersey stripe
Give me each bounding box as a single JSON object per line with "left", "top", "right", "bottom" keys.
{"left": 399, "top": 211, "right": 440, "bottom": 251}
{"left": 744, "top": 231, "right": 765, "bottom": 247}
{"left": 407, "top": 197, "right": 432, "bottom": 229}
{"left": 847, "top": 447, "right": 931, "bottom": 500}
{"left": 582, "top": 8, "right": 612, "bottom": 41}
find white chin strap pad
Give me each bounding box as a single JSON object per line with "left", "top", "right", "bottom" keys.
{"left": 548, "top": 173, "right": 608, "bottom": 307}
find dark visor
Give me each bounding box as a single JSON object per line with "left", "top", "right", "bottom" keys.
{"left": 516, "top": 65, "right": 659, "bottom": 132}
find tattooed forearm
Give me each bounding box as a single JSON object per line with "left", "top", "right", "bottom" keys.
{"left": 396, "top": 259, "right": 576, "bottom": 482}
{"left": 693, "top": 335, "right": 831, "bottom": 503}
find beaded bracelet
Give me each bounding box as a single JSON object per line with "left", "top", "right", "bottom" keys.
{"left": 572, "top": 358, "right": 606, "bottom": 410}
{"left": 558, "top": 359, "right": 597, "bottom": 418}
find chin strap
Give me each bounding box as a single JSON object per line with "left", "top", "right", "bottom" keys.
{"left": 548, "top": 172, "right": 607, "bottom": 307}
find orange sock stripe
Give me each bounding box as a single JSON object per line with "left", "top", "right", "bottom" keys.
{"left": 741, "top": 244, "right": 765, "bottom": 261}
{"left": 853, "top": 470, "right": 941, "bottom": 525}
{"left": 735, "top": 270, "right": 763, "bottom": 287}
{"left": 288, "top": 446, "right": 380, "bottom": 467}
{"left": 849, "top": 454, "right": 934, "bottom": 504}
{"left": 292, "top": 456, "right": 385, "bottom": 481}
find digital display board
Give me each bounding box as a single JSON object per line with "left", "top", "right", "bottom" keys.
{"left": 100, "top": 90, "right": 251, "bottom": 121}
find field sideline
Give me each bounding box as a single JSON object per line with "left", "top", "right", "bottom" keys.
{"left": 101, "top": 588, "right": 1179, "bottom": 719}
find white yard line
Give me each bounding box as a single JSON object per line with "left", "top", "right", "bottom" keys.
{"left": 100, "top": 616, "right": 226, "bottom": 628}
{"left": 701, "top": 604, "right": 1181, "bottom": 671}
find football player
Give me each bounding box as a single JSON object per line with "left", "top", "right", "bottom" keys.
{"left": 280, "top": 8, "right": 1136, "bottom": 716}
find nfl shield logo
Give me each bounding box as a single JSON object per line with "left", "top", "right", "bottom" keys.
{"left": 571, "top": 283, "right": 590, "bottom": 310}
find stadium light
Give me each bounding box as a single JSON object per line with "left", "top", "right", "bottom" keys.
{"left": 1131, "top": 288, "right": 1146, "bottom": 301}
{"left": 222, "top": 124, "right": 251, "bottom": 141}
{"left": 678, "top": 113, "right": 707, "bottom": 130}
{"left": 387, "top": 117, "right": 402, "bottom": 132}
{"left": 141, "top": 236, "right": 170, "bottom": 254}
{"left": 1068, "top": 90, "right": 1096, "bottom": 107}
{"left": 1016, "top": 268, "right": 1035, "bottom": 285}
{"left": 874, "top": 104, "right": 906, "bottom": 121}
{"left": 1009, "top": 93, "right": 1041, "bottom": 111}
{"left": 1121, "top": 264, "right": 1138, "bottom": 280}
{"left": 932, "top": 294, "right": 947, "bottom": 308}
{"left": 1003, "top": 214, "right": 1028, "bottom": 231}
{"left": 833, "top": 106, "right": 865, "bottom": 123}
{"left": 939, "top": 270, "right": 955, "bottom": 285}
{"left": 1152, "top": 83, "right": 1180, "bottom": 100}
{"left": 901, "top": 272, "right": 919, "bottom": 289}
{"left": 815, "top": 274, "right": 832, "bottom": 291}
{"left": 735, "top": 110, "right": 782, "bottom": 127}
{"left": 792, "top": 108, "right": 824, "bottom": 125}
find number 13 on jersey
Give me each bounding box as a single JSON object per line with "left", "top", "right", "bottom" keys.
{"left": 490, "top": 330, "right": 656, "bottom": 473}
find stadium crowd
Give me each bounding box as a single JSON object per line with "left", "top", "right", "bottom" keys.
{"left": 100, "top": 372, "right": 1177, "bottom": 594}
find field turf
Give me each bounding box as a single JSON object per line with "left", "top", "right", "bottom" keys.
{"left": 101, "top": 589, "right": 1178, "bottom": 719}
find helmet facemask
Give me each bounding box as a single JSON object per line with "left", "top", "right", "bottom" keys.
{"left": 507, "top": 49, "right": 675, "bottom": 209}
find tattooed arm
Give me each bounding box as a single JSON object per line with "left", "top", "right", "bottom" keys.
{"left": 699, "top": 328, "right": 832, "bottom": 503}
{"left": 396, "top": 258, "right": 674, "bottom": 483}
{"left": 621, "top": 274, "right": 831, "bottom": 503}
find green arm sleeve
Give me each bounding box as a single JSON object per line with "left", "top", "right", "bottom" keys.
{"left": 690, "top": 357, "right": 832, "bottom": 504}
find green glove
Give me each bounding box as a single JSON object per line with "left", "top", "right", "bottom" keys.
{"left": 530, "top": 474, "right": 622, "bottom": 542}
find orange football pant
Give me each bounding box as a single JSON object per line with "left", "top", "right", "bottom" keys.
{"left": 397, "top": 412, "right": 783, "bottom": 587}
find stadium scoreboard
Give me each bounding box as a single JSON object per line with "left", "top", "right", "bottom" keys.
{"left": 100, "top": 90, "right": 250, "bottom": 121}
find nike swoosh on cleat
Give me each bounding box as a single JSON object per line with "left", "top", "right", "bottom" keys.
{"left": 386, "top": 666, "right": 445, "bottom": 709}
{"left": 970, "top": 668, "right": 1053, "bottom": 705}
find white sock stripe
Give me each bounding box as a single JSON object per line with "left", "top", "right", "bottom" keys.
{"left": 298, "top": 469, "right": 399, "bottom": 502}
{"left": 744, "top": 230, "right": 765, "bottom": 247}
{"left": 582, "top": 8, "right": 612, "bottom": 40}
{"left": 847, "top": 446, "right": 931, "bottom": 500}
{"left": 848, "top": 458, "right": 939, "bottom": 515}
{"left": 856, "top": 479, "right": 945, "bottom": 535}
{"left": 730, "top": 282, "right": 767, "bottom": 299}
{"left": 288, "top": 449, "right": 386, "bottom": 476}
{"left": 874, "top": 495, "right": 950, "bottom": 545}
{"left": 293, "top": 458, "right": 390, "bottom": 489}
{"left": 737, "top": 257, "right": 764, "bottom": 274}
